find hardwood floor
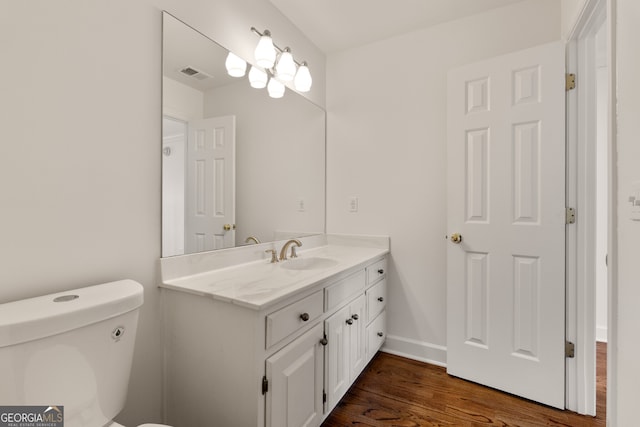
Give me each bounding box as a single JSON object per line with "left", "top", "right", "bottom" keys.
{"left": 322, "top": 342, "right": 606, "bottom": 427}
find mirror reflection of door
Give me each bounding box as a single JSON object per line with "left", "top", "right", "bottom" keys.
{"left": 185, "top": 115, "right": 236, "bottom": 252}
{"left": 162, "top": 116, "right": 186, "bottom": 257}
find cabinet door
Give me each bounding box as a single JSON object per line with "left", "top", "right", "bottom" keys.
{"left": 325, "top": 304, "right": 351, "bottom": 411}
{"left": 325, "top": 294, "right": 367, "bottom": 412}
{"left": 348, "top": 294, "right": 366, "bottom": 382}
{"left": 266, "top": 323, "right": 324, "bottom": 427}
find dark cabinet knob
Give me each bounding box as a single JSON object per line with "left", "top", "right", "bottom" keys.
{"left": 378, "top": 269, "right": 384, "bottom": 274}
{"left": 377, "top": 332, "right": 384, "bottom": 337}
{"left": 346, "top": 318, "right": 354, "bottom": 325}
{"left": 377, "top": 297, "right": 384, "bottom": 302}
{"left": 320, "top": 337, "right": 328, "bottom": 346}
{"left": 351, "top": 314, "right": 359, "bottom": 320}
{"left": 300, "top": 313, "right": 310, "bottom": 321}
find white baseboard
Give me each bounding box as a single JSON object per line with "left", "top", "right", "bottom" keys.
{"left": 381, "top": 334, "right": 447, "bottom": 367}
{"left": 596, "top": 326, "right": 608, "bottom": 343}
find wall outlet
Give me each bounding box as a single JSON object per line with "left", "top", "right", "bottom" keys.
{"left": 349, "top": 196, "right": 358, "bottom": 213}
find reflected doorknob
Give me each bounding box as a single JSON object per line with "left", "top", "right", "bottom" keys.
{"left": 450, "top": 233, "right": 463, "bottom": 244}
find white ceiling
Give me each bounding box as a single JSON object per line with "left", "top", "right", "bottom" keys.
{"left": 269, "top": 0, "right": 528, "bottom": 53}
{"left": 163, "top": 13, "right": 236, "bottom": 92}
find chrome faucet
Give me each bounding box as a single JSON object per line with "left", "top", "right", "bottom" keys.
{"left": 245, "top": 236, "right": 261, "bottom": 244}
{"left": 279, "top": 239, "right": 302, "bottom": 261}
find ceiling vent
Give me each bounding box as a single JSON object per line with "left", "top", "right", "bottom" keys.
{"left": 180, "top": 66, "right": 213, "bottom": 81}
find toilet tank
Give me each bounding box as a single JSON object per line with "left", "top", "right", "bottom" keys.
{"left": 0, "top": 280, "right": 144, "bottom": 427}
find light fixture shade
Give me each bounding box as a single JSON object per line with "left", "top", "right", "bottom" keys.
{"left": 248, "top": 66, "right": 268, "bottom": 89}
{"left": 255, "top": 33, "right": 276, "bottom": 69}
{"left": 267, "top": 78, "right": 285, "bottom": 98}
{"left": 275, "top": 48, "right": 296, "bottom": 82}
{"left": 225, "top": 52, "right": 246, "bottom": 77}
{"left": 294, "top": 62, "right": 312, "bottom": 92}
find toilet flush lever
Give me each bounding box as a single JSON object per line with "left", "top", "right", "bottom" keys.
{"left": 112, "top": 326, "right": 125, "bottom": 341}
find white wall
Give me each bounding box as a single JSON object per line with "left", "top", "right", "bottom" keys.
{"left": 0, "top": 1, "right": 324, "bottom": 426}
{"left": 562, "top": 0, "right": 589, "bottom": 39}
{"left": 163, "top": 76, "right": 204, "bottom": 121}
{"left": 613, "top": 0, "right": 640, "bottom": 423}
{"left": 326, "top": 0, "right": 561, "bottom": 364}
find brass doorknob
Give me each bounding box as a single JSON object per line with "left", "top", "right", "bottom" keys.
{"left": 450, "top": 233, "right": 462, "bottom": 244}
{"left": 223, "top": 224, "right": 236, "bottom": 231}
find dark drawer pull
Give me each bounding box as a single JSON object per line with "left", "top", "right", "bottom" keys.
{"left": 377, "top": 332, "right": 384, "bottom": 337}
{"left": 378, "top": 269, "right": 384, "bottom": 274}
{"left": 377, "top": 297, "right": 384, "bottom": 302}
{"left": 300, "top": 313, "right": 310, "bottom": 321}
{"left": 352, "top": 314, "right": 359, "bottom": 320}
{"left": 346, "top": 318, "right": 354, "bottom": 325}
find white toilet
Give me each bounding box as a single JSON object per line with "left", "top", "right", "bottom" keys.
{"left": 0, "top": 279, "right": 171, "bottom": 427}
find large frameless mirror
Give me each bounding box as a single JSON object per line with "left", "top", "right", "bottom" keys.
{"left": 162, "top": 12, "right": 326, "bottom": 257}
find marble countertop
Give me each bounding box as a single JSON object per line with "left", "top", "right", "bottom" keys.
{"left": 160, "top": 241, "right": 388, "bottom": 311}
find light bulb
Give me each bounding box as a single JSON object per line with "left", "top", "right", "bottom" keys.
{"left": 267, "top": 78, "right": 285, "bottom": 99}
{"left": 294, "top": 62, "right": 312, "bottom": 92}
{"left": 248, "top": 66, "right": 268, "bottom": 89}
{"left": 275, "top": 48, "right": 296, "bottom": 82}
{"left": 254, "top": 31, "right": 276, "bottom": 69}
{"left": 225, "top": 52, "right": 246, "bottom": 77}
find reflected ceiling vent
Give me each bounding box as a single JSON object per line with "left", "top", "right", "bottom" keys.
{"left": 179, "top": 66, "right": 213, "bottom": 81}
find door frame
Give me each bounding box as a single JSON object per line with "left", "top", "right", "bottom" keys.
{"left": 565, "top": 0, "right": 616, "bottom": 418}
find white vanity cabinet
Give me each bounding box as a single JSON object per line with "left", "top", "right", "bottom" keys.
{"left": 162, "top": 254, "right": 388, "bottom": 427}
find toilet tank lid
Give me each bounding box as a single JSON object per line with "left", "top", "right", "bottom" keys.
{"left": 0, "top": 279, "right": 144, "bottom": 348}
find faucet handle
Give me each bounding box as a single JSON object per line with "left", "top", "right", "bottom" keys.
{"left": 290, "top": 245, "right": 298, "bottom": 258}
{"left": 265, "top": 249, "right": 278, "bottom": 263}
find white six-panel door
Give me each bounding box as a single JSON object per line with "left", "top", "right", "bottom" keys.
{"left": 446, "top": 42, "right": 566, "bottom": 409}
{"left": 185, "top": 115, "right": 236, "bottom": 252}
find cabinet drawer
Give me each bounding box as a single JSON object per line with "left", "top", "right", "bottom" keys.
{"left": 325, "top": 270, "right": 365, "bottom": 312}
{"left": 266, "top": 290, "right": 323, "bottom": 349}
{"left": 366, "top": 310, "right": 386, "bottom": 362}
{"left": 366, "top": 258, "right": 387, "bottom": 286}
{"left": 366, "top": 278, "right": 386, "bottom": 323}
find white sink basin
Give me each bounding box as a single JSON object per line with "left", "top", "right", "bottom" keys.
{"left": 280, "top": 257, "right": 339, "bottom": 271}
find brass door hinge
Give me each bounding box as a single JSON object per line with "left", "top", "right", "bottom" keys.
{"left": 566, "top": 341, "right": 575, "bottom": 358}
{"left": 566, "top": 207, "right": 576, "bottom": 225}
{"left": 566, "top": 73, "right": 576, "bottom": 91}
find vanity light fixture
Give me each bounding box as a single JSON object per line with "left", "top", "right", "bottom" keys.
{"left": 275, "top": 48, "right": 296, "bottom": 82}
{"left": 250, "top": 27, "right": 313, "bottom": 95}
{"left": 248, "top": 65, "right": 268, "bottom": 89}
{"left": 254, "top": 30, "right": 276, "bottom": 68}
{"left": 294, "top": 62, "right": 312, "bottom": 93}
{"left": 225, "top": 52, "right": 247, "bottom": 77}
{"left": 267, "top": 78, "right": 285, "bottom": 98}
